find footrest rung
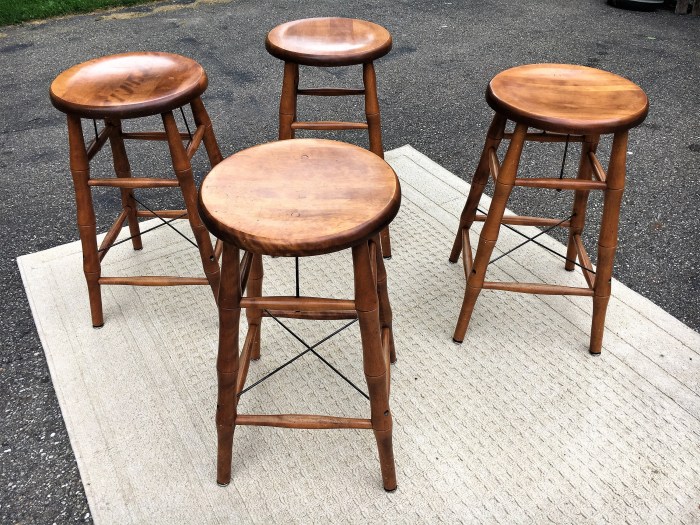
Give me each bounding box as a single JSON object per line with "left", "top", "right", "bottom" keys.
{"left": 136, "top": 209, "right": 187, "bottom": 218}
{"left": 242, "top": 296, "right": 355, "bottom": 313}
{"left": 513, "top": 178, "right": 606, "bottom": 190}
{"left": 263, "top": 310, "right": 358, "bottom": 320}
{"left": 235, "top": 414, "right": 372, "bottom": 429}
{"left": 99, "top": 276, "right": 208, "bottom": 286}
{"left": 297, "top": 88, "right": 365, "bottom": 96}
{"left": 482, "top": 281, "right": 594, "bottom": 296}
{"left": 291, "top": 121, "right": 369, "bottom": 131}
{"left": 88, "top": 177, "right": 179, "bottom": 188}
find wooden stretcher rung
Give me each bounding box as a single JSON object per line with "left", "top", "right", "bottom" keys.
{"left": 98, "top": 209, "right": 129, "bottom": 261}
{"left": 573, "top": 234, "right": 596, "bottom": 289}
{"left": 136, "top": 209, "right": 187, "bottom": 218}
{"left": 473, "top": 214, "right": 571, "bottom": 228}
{"left": 88, "top": 177, "right": 180, "bottom": 188}
{"left": 297, "top": 88, "right": 365, "bottom": 96}
{"left": 241, "top": 296, "right": 355, "bottom": 312}
{"left": 99, "top": 276, "right": 208, "bottom": 286}
{"left": 235, "top": 325, "right": 259, "bottom": 396}
{"left": 513, "top": 178, "right": 607, "bottom": 190}
{"left": 462, "top": 228, "right": 473, "bottom": 278}
{"left": 121, "top": 131, "right": 190, "bottom": 141}
{"left": 86, "top": 125, "right": 114, "bottom": 161}
{"left": 588, "top": 152, "right": 607, "bottom": 183}
{"left": 503, "top": 132, "right": 585, "bottom": 143}
{"left": 185, "top": 125, "right": 206, "bottom": 160}
{"left": 291, "top": 121, "right": 369, "bottom": 131}
{"left": 263, "top": 310, "right": 358, "bottom": 321}
{"left": 235, "top": 414, "right": 373, "bottom": 430}
{"left": 482, "top": 281, "right": 595, "bottom": 296}
{"left": 488, "top": 147, "right": 500, "bottom": 182}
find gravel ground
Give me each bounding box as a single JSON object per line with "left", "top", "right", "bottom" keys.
{"left": 0, "top": 0, "right": 698, "bottom": 522}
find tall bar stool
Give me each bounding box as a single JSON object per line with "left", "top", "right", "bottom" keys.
{"left": 266, "top": 17, "right": 394, "bottom": 258}
{"left": 50, "top": 52, "right": 223, "bottom": 327}
{"left": 450, "top": 64, "right": 648, "bottom": 354}
{"left": 198, "top": 138, "right": 400, "bottom": 491}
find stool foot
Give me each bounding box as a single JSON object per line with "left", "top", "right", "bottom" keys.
{"left": 589, "top": 348, "right": 602, "bottom": 355}
{"left": 216, "top": 481, "right": 230, "bottom": 487}
{"left": 384, "top": 485, "right": 398, "bottom": 493}
{"left": 92, "top": 324, "right": 104, "bottom": 329}
{"left": 452, "top": 338, "right": 463, "bottom": 345}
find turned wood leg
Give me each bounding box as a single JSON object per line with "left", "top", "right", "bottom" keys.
{"left": 363, "top": 62, "right": 392, "bottom": 259}
{"left": 107, "top": 118, "right": 142, "bottom": 251}
{"left": 372, "top": 235, "right": 396, "bottom": 366}
{"left": 565, "top": 134, "right": 599, "bottom": 271}
{"left": 216, "top": 243, "right": 242, "bottom": 486}
{"left": 279, "top": 62, "right": 299, "bottom": 140}
{"left": 190, "top": 97, "right": 224, "bottom": 168}
{"left": 246, "top": 253, "right": 264, "bottom": 361}
{"left": 353, "top": 240, "right": 396, "bottom": 491}
{"left": 450, "top": 113, "right": 507, "bottom": 263}
{"left": 590, "top": 131, "right": 627, "bottom": 355}
{"left": 162, "top": 110, "right": 221, "bottom": 298}
{"left": 453, "top": 123, "right": 527, "bottom": 343}
{"left": 67, "top": 115, "right": 103, "bottom": 327}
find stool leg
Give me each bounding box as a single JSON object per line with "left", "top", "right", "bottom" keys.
{"left": 353, "top": 240, "right": 396, "bottom": 491}
{"left": 372, "top": 235, "right": 396, "bottom": 365}
{"left": 216, "top": 243, "right": 242, "bottom": 486}
{"left": 67, "top": 115, "right": 103, "bottom": 327}
{"left": 107, "top": 118, "right": 142, "bottom": 251}
{"left": 279, "top": 62, "right": 299, "bottom": 140}
{"left": 162, "top": 110, "right": 221, "bottom": 297}
{"left": 453, "top": 123, "right": 528, "bottom": 343}
{"left": 565, "top": 134, "right": 599, "bottom": 271}
{"left": 363, "top": 62, "right": 392, "bottom": 259}
{"left": 246, "top": 253, "right": 264, "bottom": 361}
{"left": 190, "top": 97, "right": 224, "bottom": 168}
{"left": 590, "top": 131, "right": 628, "bottom": 355}
{"left": 450, "top": 113, "right": 507, "bottom": 263}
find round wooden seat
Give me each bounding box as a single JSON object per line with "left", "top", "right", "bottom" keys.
{"left": 486, "top": 64, "right": 649, "bottom": 134}
{"left": 199, "top": 138, "right": 401, "bottom": 257}
{"left": 50, "top": 52, "right": 208, "bottom": 119}
{"left": 265, "top": 17, "right": 392, "bottom": 67}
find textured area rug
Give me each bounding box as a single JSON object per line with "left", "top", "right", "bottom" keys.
{"left": 19, "top": 146, "right": 700, "bottom": 524}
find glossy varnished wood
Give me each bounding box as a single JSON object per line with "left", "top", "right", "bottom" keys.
{"left": 265, "top": 17, "right": 392, "bottom": 67}
{"left": 52, "top": 53, "right": 223, "bottom": 326}
{"left": 203, "top": 139, "right": 399, "bottom": 490}
{"left": 199, "top": 139, "right": 401, "bottom": 257}
{"left": 451, "top": 64, "right": 648, "bottom": 354}
{"left": 486, "top": 64, "right": 649, "bottom": 135}
{"left": 50, "top": 52, "right": 208, "bottom": 119}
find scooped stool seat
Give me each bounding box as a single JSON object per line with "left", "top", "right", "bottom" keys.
{"left": 198, "top": 138, "right": 400, "bottom": 491}
{"left": 449, "top": 64, "right": 648, "bottom": 354}
{"left": 50, "top": 52, "right": 223, "bottom": 327}
{"left": 266, "top": 17, "right": 395, "bottom": 257}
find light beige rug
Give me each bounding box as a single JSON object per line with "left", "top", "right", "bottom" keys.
{"left": 19, "top": 146, "right": 700, "bottom": 524}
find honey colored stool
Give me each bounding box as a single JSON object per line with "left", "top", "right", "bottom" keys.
{"left": 198, "top": 138, "right": 400, "bottom": 491}
{"left": 50, "top": 52, "right": 223, "bottom": 327}
{"left": 266, "top": 17, "right": 394, "bottom": 257}
{"left": 450, "top": 64, "right": 648, "bottom": 354}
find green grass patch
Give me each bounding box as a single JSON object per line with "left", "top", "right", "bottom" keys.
{"left": 0, "top": 0, "right": 160, "bottom": 26}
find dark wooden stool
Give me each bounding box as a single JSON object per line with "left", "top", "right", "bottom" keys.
{"left": 50, "top": 52, "right": 223, "bottom": 327}
{"left": 266, "top": 17, "right": 394, "bottom": 258}
{"left": 450, "top": 64, "right": 648, "bottom": 354}
{"left": 198, "top": 138, "right": 400, "bottom": 491}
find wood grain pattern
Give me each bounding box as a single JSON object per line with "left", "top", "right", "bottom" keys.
{"left": 266, "top": 17, "right": 392, "bottom": 67}
{"left": 198, "top": 138, "right": 401, "bottom": 257}
{"left": 50, "top": 52, "right": 208, "bottom": 119}
{"left": 486, "top": 63, "right": 648, "bottom": 134}
{"left": 451, "top": 64, "right": 648, "bottom": 354}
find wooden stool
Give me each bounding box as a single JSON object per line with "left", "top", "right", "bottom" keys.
{"left": 50, "top": 52, "right": 223, "bottom": 327}
{"left": 198, "top": 138, "right": 400, "bottom": 491}
{"left": 449, "top": 64, "right": 648, "bottom": 354}
{"left": 266, "top": 17, "right": 394, "bottom": 258}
